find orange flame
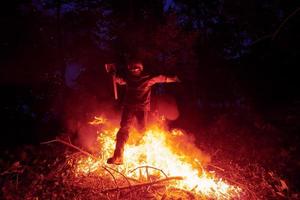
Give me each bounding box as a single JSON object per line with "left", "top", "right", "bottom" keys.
{"left": 88, "top": 115, "right": 107, "bottom": 125}
{"left": 72, "top": 115, "right": 241, "bottom": 199}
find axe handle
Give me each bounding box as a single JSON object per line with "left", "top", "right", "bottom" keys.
{"left": 112, "top": 75, "right": 118, "bottom": 100}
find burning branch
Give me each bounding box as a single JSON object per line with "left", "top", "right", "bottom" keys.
{"left": 224, "top": 177, "right": 257, "bottom": 200}
{"left": 41, "top": 137, "right": 135, "bottom": 192}
{"left": 42, "top": 118, "right": 243, "bottom": 199}
{"left": 128, "top": 165, "right": 168, "bottom": 179}
{"left": 101, "top": 176, "right": 183, "bottom": 193}
{"left": 101, "top": 166, "right": 118, "bottom": 189}
{"left": 104, "top": 165, "right": 133, "bottom": 187}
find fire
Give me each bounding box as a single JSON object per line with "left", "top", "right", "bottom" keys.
{"left": 88, "top": 115, "right": 107, "bottom": 125}
{"left": 72, "top": 115, "right": 241, "bottom": 199}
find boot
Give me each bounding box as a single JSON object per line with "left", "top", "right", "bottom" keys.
{"left": 107, "top": 155, "right": 123, "bottom": 165}
{"left": 107, "top": 140, "right": 125, "bottom": 165}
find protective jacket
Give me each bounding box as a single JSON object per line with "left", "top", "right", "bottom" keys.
{"left": 116, "top": 74, "right": 177, "bottom": 111}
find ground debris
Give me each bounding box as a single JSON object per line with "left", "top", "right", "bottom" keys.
{"left": 1, "top": 132, "right": 299, "bottom": 199}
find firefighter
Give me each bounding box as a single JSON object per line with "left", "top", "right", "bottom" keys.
{"left": 106, "top": 60, "right": 180, "bottom": 165}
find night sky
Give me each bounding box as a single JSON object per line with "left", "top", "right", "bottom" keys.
{"left": 0, "top": 0, "right": 300, "bottom": 198}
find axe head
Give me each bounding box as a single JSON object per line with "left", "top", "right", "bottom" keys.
{"left": 104, "top": 63, "right": 116, "bottom": 74}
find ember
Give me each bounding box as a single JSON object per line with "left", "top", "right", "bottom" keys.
{"left": 69, "top": 115, "right": 242, "bottom": 199}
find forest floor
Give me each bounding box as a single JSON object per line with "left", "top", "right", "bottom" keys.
{"left": 1, "top": 105, "right": 300, "bottom": 200}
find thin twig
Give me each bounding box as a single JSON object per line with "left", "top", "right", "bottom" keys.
{"left": 250, "top": 34, "right": 272, "bottom": 46}
{"left": 129, "top": 165, "right": 168, "bottom": 178}
{"left": 225, "top": 177, "right": 257, "bottom": 200}
{"left": 272, "top": 6, "right": 300, "bottom": 40}
{"left": 41, "top": 137, "right": 122, "bottom": 190}
{"left": 41, "top": 137, "right": 135, "bottom": 190}
{"left": 207, "top": 164, "right": 225, "bottom": 172}
{"left": 105, "top": 166, "right": 133, "bottom": 186}
{"left": 251, "top": 6, "right": 300, "bottom": 46}
{"left": 146, "top": 166, "right": 150, "bottom": 181}
{"left": 101, "top": 176, "right": 183, "bottom": 193}
{"left": 40, "top": 139, "right": 57, "bottom": 144}
{"left": 41, "top": 138, "right": 97, "bottom": 159}
{"left": 102, "top": 167, "right": 119, "bottom": 189}
{"left": 104, "top": 165, "right": 133, "bottom": 200}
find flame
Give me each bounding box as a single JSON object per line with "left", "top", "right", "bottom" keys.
{"left": 88, "top": 115, "right": 107, "bottom": 125}
{"left": 72, "top": 115, "right": 241, "bottom": 199}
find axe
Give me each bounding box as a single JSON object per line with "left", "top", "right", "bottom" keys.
{"left": 104, "top": 64, "right": 118, "bottom": 100}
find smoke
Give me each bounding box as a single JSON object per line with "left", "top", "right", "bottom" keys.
{"left": 61, "top": 71, "right": 121, "bottom": 150}
{"left": 166, "top": 128, "right": 211, "bottom": 165}
{"left": 153, "top": 94, "right": 179, "bottom": 120}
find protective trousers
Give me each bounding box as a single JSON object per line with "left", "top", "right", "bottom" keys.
{"left": 112, "top": 107, "right": 148, "bottom": 158}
